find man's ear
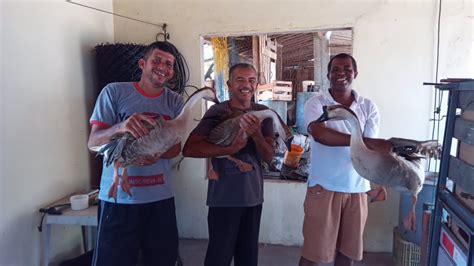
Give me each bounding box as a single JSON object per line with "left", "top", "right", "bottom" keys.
{"left": 326, "top": 73, "right": 330, "bottom": 80}
{"left": 138, "top": 58, "right": 145, "bottom": 70}
{"left": 354, "top": 71, "right": 358, "bottom": 79}
{"left": 226, "top": 80, "right": 231, "bottom": 89}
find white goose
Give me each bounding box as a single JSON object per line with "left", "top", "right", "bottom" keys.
{"left": 314, "top": 105, "right": 441, "bottom": 230}
{"left": 94, "top": 87, "right": 218, "bottom": 201}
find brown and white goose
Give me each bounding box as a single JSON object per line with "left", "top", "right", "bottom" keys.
{"left": 93, "top": 87, "right": 218, "bottom": 201}
{"left": 314, "top": 105, "right": 441, "bottom": 230}
{"left": 206, "top": 109, "right": 293, "bottom": 179}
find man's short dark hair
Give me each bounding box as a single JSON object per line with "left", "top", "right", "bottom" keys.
{"left": 327, "top": 53, "right": 358, "bottom": 74}
{"left": 229, "top": 63, "right": 257, "bottom": 80}
{"left": 142, "top": 41, "right": 178, "bottom": 61}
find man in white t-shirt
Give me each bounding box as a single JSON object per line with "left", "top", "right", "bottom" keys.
{"left": 299, "top": 53, "right": 387, "bottom": 266}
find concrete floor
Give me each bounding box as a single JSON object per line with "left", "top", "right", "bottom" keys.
{"left": 179, "top": 239, "right": 395, "bottom": 266}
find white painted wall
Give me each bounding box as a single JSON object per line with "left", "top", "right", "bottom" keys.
{"left": 111, "top": 0, "right": 473, "bottom": 253}
{"left": 0, "top": 0, "right": 114, "bottom": 265}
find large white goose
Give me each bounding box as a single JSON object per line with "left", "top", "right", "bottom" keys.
{"left": 93, "top": 87, "right": 218, "bottom": 201}
{"left": 314, "top": 105, "right": 441, "bottom": 230}
{"left": 206, "top": 109, "right": 294, "bottom": 178}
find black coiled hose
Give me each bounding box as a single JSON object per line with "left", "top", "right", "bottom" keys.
{"left": 162, "top": 41, "right": 191, "bottom": 95}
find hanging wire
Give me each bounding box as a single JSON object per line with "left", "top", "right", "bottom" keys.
{"left": 426, "top": 0, "right": 444, "bottom": 206}
{"left": 427, "top": 0, "right": 443, "bottom": 176}
{"left": 66, "top": 0, "right": 165, "bottom": 28}
{"left": 152, "top": 24, "right": 193, "bottom": 96}
{"left": 157, "top": 40, "right": 192, "bottom": 96}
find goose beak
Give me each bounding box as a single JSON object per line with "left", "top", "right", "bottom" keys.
{"left": 202, "top": 86, "right": 220, "bottom": 104}
{"left": 315, "top": 106, "right": 329, "bottom": 123}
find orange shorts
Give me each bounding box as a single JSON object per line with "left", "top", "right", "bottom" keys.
{"left": 301, "top": 184, "right": 368, "bottom": 263}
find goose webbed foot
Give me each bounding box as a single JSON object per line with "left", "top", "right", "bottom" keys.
{"left": 108, "top": 162, "right": 120, "bottom": 202}
{"left": 402, "top": 195, "right": 417, "bottom": 231}
{"left": 207, "top": 159, "right": 219, "bottom": 180}
{"left": 108, "top": 163, "right": 132, "bottom": 202}
{"left": 227, "top": 156, "right": 253, "bottom": 172}
{"left": 402, "top": 211, "right": 417, "bottom": 231}
{"left": 120, "top": 167, "right": 132, "bottom": 197}
{"left": 367, "top": 186, "right": 387, "bottom": 203}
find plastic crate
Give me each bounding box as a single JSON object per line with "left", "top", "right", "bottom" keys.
{"left": 393, "top": 227, "right": 421, "bottom": 266}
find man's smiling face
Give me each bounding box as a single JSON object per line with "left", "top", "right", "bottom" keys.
{"left": 139, "top": 48, "right": 175, "bottom": 89}
{"left": 327, "top": 57, "right": 358, "bottom": 92}
{"left": 227, "top": 67, "right": 258, "bottom": 103}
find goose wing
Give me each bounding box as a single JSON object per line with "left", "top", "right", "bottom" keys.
{"left": 207, "top": 117, "right": 241, "bottom": 146}
{"left": 101, "top": 117, "right": 165, "bottom": 166}
{"left": 206, "top": 108, "right": 247, "bottom": 146}
{"left": 99, "top": 133, "right": 134, "bottom": 166}
{"left": 388, "top": 138, "right": 441, "bottom": 161}
{"left": 125, "top": 116, "right": 191, "bottom": 164}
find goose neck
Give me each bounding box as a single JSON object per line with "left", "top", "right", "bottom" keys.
{"left": 346, "top": 114, "right": 365, "bottom": 147}
{"left": 175, "top": 92, "right": 204, "bottom": 122}
{"left": 253, "top": 110, "right": 290, "bottom": 140}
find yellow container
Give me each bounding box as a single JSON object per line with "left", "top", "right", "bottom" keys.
{"left": 283, "top": 144, "right": 304, "bottom": 168}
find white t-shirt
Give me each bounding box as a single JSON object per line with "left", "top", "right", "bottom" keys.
{"left": 303, "top": 89, "right": 380, "bottom": 193}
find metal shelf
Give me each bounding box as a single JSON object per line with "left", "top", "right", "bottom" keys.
{"left": 427, "top": 80, "right": 474, "bottom": 266}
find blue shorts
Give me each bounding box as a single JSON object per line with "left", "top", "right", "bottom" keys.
{"left": 92, "top": 197, "right": 179, "bottom": 266}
